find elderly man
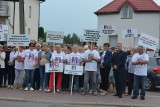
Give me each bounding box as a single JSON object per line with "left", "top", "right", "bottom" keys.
{"left": 131, "top": 46, "right": 149, "bottom": 100}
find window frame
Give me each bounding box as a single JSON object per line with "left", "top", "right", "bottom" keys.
{"left": 121, "top": 5, "right": 133, "bottom": 19}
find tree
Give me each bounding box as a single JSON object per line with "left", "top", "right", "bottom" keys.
{"left": 64, "top": 33, "right": 80, "bottom": 45}
{"left": 38, "top": 27, "right": 45, "bottom": 39}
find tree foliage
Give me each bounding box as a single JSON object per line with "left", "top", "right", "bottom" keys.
{"left": 64, "top": 33, "right": 80, "bottom": 45}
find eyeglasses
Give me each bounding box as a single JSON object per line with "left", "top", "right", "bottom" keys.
{"left": 30, "top": 45, "right": 35, "bottom": 47}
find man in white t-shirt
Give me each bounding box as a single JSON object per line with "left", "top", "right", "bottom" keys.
{"left": 131, "top": 46, "right": 149, "bottom": 100}
{"left": 82, "top": 42, "right": 100, "bottom": 96}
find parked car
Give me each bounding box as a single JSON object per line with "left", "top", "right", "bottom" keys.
{"left": 146, "top": 57, "right": 160, "bottom": 90}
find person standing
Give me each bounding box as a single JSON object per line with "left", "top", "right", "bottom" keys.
{"left": 0, "top": 45, "right": 6, "bottom": 87}
{"left": 22, "top": 43, "right": 38, "bottom": 91}
{"left": 7, "top": 46, "right": 16, "bottom": 88}
{"left": 47, "top": 45, "right": 66, "bottom": 93}
{"left": 38, "top": 43, "right": 51, "bottom": 91}
{"left": 13, "top": 46, "right": 25, "bottom": 89}
{"left": 111, "top": 43, "right": 127, "bottom": 98}
{"left": 131, "top": 46, "right": 149, "bottom": 100}
{"left": 126, "top": 48, "right": 137, "bottom": 96}
{"left": 99, "top": 43, "right": 112, "bottom": 96}
{"left": 81, "top": 42, "right": 100, "bottom": 96}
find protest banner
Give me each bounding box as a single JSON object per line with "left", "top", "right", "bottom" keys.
{"left": 122, "top": 29, "right": 137, "bottom": 38}
{"left": 83, "top": 29, "right": 101, "bottom": 42}
{"left": 7, "top": 34, "right": 30, "bottom": 46}
{"left": 64, "top": 65, "right": 83, "bottom": 75}
{"left": 0, "top": 31, "right": 4, "bottom": 41}
{"left": 45, "top": 63, "right": 64, "bottom": 73}
{"left": 46, "top": 31, "right": 64, "bottom": 43}
{"left": 101, "top": 25, "right": 116, "bottom": 35}
{"left": 138, "top": 33, "right": 159, "bottom": 51}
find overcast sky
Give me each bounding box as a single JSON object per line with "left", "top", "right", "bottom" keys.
{"left": 40, "top": 0, "right": 160, "bottom": 36}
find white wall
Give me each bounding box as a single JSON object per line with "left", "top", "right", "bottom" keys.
{"left": 7, "top": 0, "right": 40, "bottom": 41}
{"left": 97, "top": 10, "right": 160, "bottom": 49}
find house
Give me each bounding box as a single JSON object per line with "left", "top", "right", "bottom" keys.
{"left": 0, "top": 0, "right": 45, "bottom": 43}
{"left": 95, "top": 0, "right": 160, "bottom": 50}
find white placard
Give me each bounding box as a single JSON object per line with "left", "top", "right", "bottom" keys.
{"left": 0, "top": 31, "right": 4, "bottom": 41}
{"left": 138, "top": 33, "right": 159, "bottom": 51}
{"left": 64, "top": 65, "right": 83, "bottom": 75}
{"left": 0, "top": 25, "right": 8, "bottom": 34}
{"left": 101, "top": 25, "right": 116, "bottom": 35}
{"left": 46, "top": 31, "right": 64, "bottom": 43}
{"left": 122, "top": 29, "right": 137, "bottom": 38}
{"left": 83, "top": 29, "right": 101, "bottom": 42}
{"left": 45, "top": 63, "right": 64, "bottom": 73}
{"left": 7, "top": 34, "right": 30, "bottom": 46}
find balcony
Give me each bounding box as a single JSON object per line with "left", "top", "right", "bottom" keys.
{"left": 0, "top": 5, "right": 9, "bottom": 18}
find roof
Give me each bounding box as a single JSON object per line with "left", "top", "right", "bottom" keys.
{"left": 95, "top": 0, "right": 160, "bottom": 15}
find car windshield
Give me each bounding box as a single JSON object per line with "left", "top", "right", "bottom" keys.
{"left": 148, "top": 57, "right": 158, "bottom": 67}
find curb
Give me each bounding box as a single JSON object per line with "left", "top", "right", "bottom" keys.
{"left": 0, "top": 97, "right": 158, "bottom": 107}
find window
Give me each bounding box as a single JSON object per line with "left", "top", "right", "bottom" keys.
{"left": 122, "top": 5, "right": 133, "bottom": 19}
{"left": 28, "top": 28, "right": 30, "bottom": 34}
{"left": 29, "top": 6, "right": 32, "bottom": 18}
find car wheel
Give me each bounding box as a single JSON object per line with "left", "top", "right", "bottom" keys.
{"left": 146, "top": 77, "right": 155, "bottom": 91}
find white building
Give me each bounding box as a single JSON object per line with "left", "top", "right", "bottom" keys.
{"left": 95, "top": 0, "right": 160, "bottom": 50}
{"left": 0, "top": 0, "right": 45, "bottom": 42}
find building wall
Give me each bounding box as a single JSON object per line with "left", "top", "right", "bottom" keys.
{"left": 6, "top": 0, "right": 40, "bottom": 41}
{"left": 97, "top": 10, "right": 160, "bottom": 49}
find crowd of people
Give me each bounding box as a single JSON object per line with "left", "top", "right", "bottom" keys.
{"left": 0, "top": 42, "right": 149, "bottom": 100}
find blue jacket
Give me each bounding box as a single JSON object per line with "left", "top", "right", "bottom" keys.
{"left": 100, "top": 50, "right": 112, "bottom": 68}
{"left": 38, "top": 51, "right": 52, "bottom": 64}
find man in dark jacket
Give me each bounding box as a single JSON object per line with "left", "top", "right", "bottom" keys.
{"left": 111, "top": 43, "right": 127, "bottom": 98}
{"left": 99, "top": 43, "right": 112, "bottom": 96}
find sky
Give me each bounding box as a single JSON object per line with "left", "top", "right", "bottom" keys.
{"left": 40, "top": 0, "right": 160, "bottom": 36}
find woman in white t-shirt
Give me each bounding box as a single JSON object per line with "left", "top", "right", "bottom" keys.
{"left": 13, "top": 46, "right": 25, "bottom": 89}
{"left": 22, "top": 43, "right": 38, "bottom": 91}
{"left": 47, "top": 45, "right": 66, "bottom": 93}
{"left": 68, "top": 44, "right": 82, "bottom": 92}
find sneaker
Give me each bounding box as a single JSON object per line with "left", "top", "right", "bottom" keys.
{"left": 7, "top": 85, "right": 11, "bottom": 88}
{"left": 39, "top": 88, "right": 42, "bottom": 91}
{"left": 30, "top": 87, "right": 34, "bottom": 91}
{"left": 10, "top": 85, "right": 13, "bottom": 89}
{"left": 100, "top": 91, "right": 107, "bottom": 96}
{"left": 131, "top": 96, "right": 137, "bottom": 99}
{"left": 24, "top": 87, "right": 29, "bottom": 91}
{"left": 81, "top": 91, "right": 86, "bottom": 96}
{"left": 44, "top": 89, "right": 47, "bottom": 92}
{"left": 89, "top": 90, "right": 92, "bottom": 94}
{"left": 47, "top": 89, "right": 51, "bottom": 93}
{"left": 56, "top": 89, "right": 61, "bottom": 93}
{"left": 92, "top": 91, "right": 97, "bottom": 96}
{"left": 141, "top": 96, "right": 145, "bottom": 100}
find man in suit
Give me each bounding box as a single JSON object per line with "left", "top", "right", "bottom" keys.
{"left": 99, "top": 43, "right": 112, "bottom": 96}
{"left": 111, "top": 43, "right": 127, "bottom": 98}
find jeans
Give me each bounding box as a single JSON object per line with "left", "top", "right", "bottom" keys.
{"left": 127, "top": 73, "right": 134, "bottom": 94}
{"left": 133, "top": 75, "right": 147, "bottom": 97}
{"left": 0, "top": 68, "right": 7, "bottom": 86}
{"left": 25, "top": 69, "right": 35, "bottom": 88}
{"left": 69, "top": 75, "right": 79, "bottom": 91}
{"left": 8, "top": 66, "right": 15, "bottom": 85}
{"left": 39, "top": 65, "right": 49, "bottom": 89}
{"left": 83, "top": 71, "right": 97, "bottom": 92}
{"left": 34, "top": 68, "right": 40, "bottom": 90}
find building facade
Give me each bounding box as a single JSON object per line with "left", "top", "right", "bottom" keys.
{"left": 95, "top": 0, "right": 160, "bottom": 50}
{"left": 0, "top": 0, "right": 45, "bottom": 42}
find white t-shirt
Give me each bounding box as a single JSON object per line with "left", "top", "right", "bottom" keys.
{"left": 22, "top": 49, "right": 38, "bottom": 69}
{"left": 131, "top": 53, "right": 149, "bottom": 76}
{"left": 8, "top": 51, "right": 16, "bottom": 65}
{"left": 50, "top": 51, "right": 65, "bottom": 63}
{"left": 68, "top": 52, "right": 82, "bottom": 65}
{"left": 14, "top": 51, "right": 24, "bottom": 70}
{"left": 83, "top": 49, "right": 100, "bottom": 71}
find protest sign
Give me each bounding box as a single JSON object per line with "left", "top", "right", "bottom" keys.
{"left": 138, "top": 33, "right": 159, "bottom": 51}
{"left": 122, "top": 29, "right": 137, "bottom": 38}
{"left": 45, "top": 63, "right": 63, "bottom": 73}
{"left": 7, "top": 34, "right": 30, "bottom": 46}
{"left": 83, "top": 29, "right": 101, "bottom": 42}
{"left": 64, "top": 65, "right": 83, "bottom": 75}
{"left": 0, "top": 31, "right": 4, "bottom": 41}
{"left": 101, "top": 25, "right": 116, "bottom": 35}
{"left": 46, "top": 31, "right": 64, "bottom": 43}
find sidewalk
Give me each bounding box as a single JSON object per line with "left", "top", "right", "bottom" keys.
{"left": 0, "top": 88, "right": 160, "bottom": 107}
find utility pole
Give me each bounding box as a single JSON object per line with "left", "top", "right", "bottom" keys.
{"left": 19, "top": 0, "right": 25, "bottom": 34}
